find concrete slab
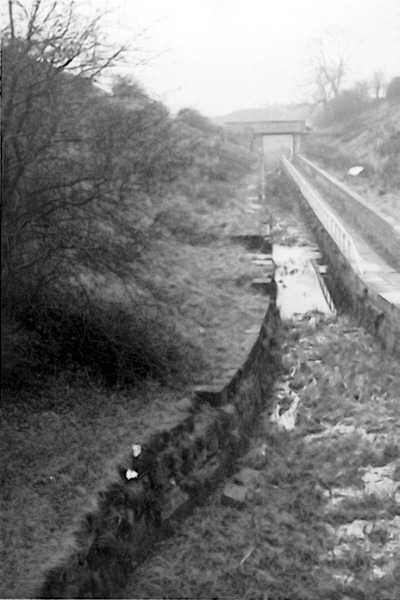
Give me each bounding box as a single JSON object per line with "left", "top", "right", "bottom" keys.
{"left": 248, "top": 253, "right": 273, "bottom": 261}
{"left": 245, "top": 325, "right": 262, "bottom": 335}
{"left": 252, "top": 277, "right": 273, "bottom": 284}
{"left": 193, "top": 385, "right": 226, "bottom": 406}
{"left": 379, "top": 291, "right": 400, "bottom": 306}
{"left": 251, "top": 259, "right": 274, "bottom": 268}
{"left": 251, "top": 279, "right": 274, "bottom": 294}
{"left": 221, "top": 483, "right": 247, "bottom": 508}
{"left": 234, "top": 467, "right": 262, "bottom": 487}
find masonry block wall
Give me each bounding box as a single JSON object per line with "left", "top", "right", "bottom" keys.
{"left": 38, "top": 302, "right": 281, "bottom": 599}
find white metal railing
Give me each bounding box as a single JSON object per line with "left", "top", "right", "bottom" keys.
{"left": 282, "top": 156, "right": 365, "bottom": 276}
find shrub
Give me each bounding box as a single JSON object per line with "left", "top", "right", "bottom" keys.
{"left": 386, "top": 76, "right": 400, "bottom": 103}
{"left": 379, "top": 129, "right": 400, "bottom": 186}
{"left": 1, "top": 2, "right": 254, "bottom": 397}
{"left": 176, "top": 108, "right": 220, "bottom": 134}
{"left": 316, "top": 89, "right": 371, "bottom": 127}
{"left": 2, "top": 286, "right": 204, "bottom": 391}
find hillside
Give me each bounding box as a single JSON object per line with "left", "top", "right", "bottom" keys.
{"left": 1, "top": 30, "right": 264, "bottom": 597}
{"left": 303, "top": 101, "right": 400, "bottom": 222}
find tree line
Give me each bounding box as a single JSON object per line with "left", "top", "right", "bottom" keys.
{"left": 307, "top": 32, "right": 399, "bottom": 126}
{"left": 1, "top": 0, "right": 253, "bottom": 389}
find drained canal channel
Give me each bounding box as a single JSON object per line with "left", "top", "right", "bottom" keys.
{"left": 11, "top": 164, "right": 397, "bottom": 600}
{"left": 122, "top": 172, "right": 400, "bottom": 600}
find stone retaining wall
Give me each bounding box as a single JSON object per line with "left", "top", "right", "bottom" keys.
{"left": 284, "top": 173, "right": 400, "bottom": 355}
{"left": 38, "top": 303, "right": 281, "bottom": 599}
{"left": 318, "top": 236, "right": 400, "bottom": 355}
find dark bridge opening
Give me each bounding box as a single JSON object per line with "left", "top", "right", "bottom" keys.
{"left": 226, "top": 120, "right": 308, "bottom": 158}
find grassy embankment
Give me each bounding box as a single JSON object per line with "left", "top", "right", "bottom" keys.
{"left": 3, "top": 31, "right": 275, "bottom": 597}
{"left": 0, "top": 140, "right": 276, "bottom": 596}
{"left": 303, "top": 101, "right": 400, "bottom": 222}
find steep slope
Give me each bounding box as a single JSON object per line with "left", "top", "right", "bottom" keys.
{"left": 303, "top": 102, "right": 400, "bottom": 221}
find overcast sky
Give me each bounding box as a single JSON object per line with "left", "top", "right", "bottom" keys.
{"left": 51, "top": 0, "right": 400, "bottom": 114}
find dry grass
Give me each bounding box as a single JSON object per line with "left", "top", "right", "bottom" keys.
{"left": 145, "top": 239, "right": 270, "bottom": 382}
{"left": 126, "top": 313, "right": 400, "bottom": 600}
{"left": 0, "top": 379, "right": 188, "bottom": 597}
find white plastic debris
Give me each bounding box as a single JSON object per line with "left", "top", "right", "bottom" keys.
{"left": 332, "top": 572, "right": 355, "bottom": 585}
{"left": 259, "top": 443, "right": 268, "bottom": 457}
{"left": 332, "top": 543, "right": 352, "bottom": 559}
{"left": 372, "top": 566, "right": 386, "bottom": 579}
{"left": 348, "top": 166, "right": 364, "bottom": 176}
{"left": 270, "top": 395, "right": 300, "bottom": 431}
{"left": 362, "top": 465, "right": 399, "bottom": 500}
{"left": 336, "top": 519, "right": 373, "bottom": 541}
{"left": 126, "top": 469, "right": 139, "bottom": 480}
{"left": 132, "top": 444, "right": 142, "bottom": 458}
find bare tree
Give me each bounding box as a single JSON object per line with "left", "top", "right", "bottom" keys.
{"left": 307, "top": 31, "right": 352, "bottom": 108}
{"left": 371, "top": 70, "right": 386, "bottom": 100}
{"left": 1, "top": 1, "right": 156, "bottom": 306}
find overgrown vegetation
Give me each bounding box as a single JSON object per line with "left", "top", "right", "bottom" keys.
{"left": 126, "top": 313, "right": 400, "bottom": 600}
{"left": 304, "top": 101, "right": 400, "bottom": 221}
{"left": 386, "top": 76, "right": 400, "bottom": 103}
{"left": 1, "top": 0, "right": 254, "bottom": 391}
{"left": 304, "top": 29, "right": 399, "bottom": 220}
{"left": 1, "top": 4, "right": 266, "bottom": 596}
{"left": 0, "top": 171, "right": 270, "bottom": 598}
{"left": 314, "top": 82, "right": 371, "bottom": 127}
{"left": 307, "top": 30, "right": 397, "bottom": 128}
